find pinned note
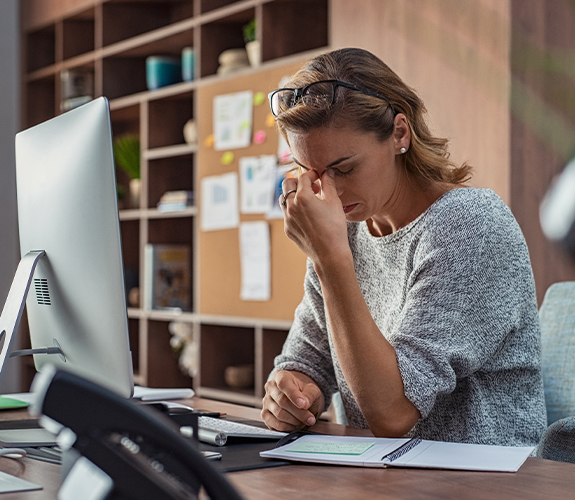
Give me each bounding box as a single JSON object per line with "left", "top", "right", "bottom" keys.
{"left": 221, "top": 151, "right": 234, "bottom": 165}
{"left": 253, "top": 92, "right": 265, "bottom": 106}
{"left": 213, "top": 90, "right": 253, "bottom": 150}
{"left": 239, "top": 221, "right": 271, "bottom": 301}
{"left": 253, "top": 130, "right": 266, "bottom": 144}
{"left": 201, "top": 172, "right": 239, "bottom": 231}
{"left": 265, "top": 113, "right": 276, "bottom": 127}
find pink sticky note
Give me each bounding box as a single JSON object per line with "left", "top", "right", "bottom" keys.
{"left": 253, "top": 130, "right": 266, "bottom": 144}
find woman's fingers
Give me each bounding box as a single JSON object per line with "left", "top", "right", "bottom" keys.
{"left": 261, "top": 372, "right": 320, "bottom": 431}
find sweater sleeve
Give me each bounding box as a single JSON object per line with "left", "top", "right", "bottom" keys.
{"left": 273, "top": 259, "right": 338, "bottom": 411}
{"left": 391, "top": 196, "right": 541, "bottom": 419}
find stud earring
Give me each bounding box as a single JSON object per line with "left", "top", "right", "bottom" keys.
{"left": 400, "top": 147, "right": 406, "bottom": 154}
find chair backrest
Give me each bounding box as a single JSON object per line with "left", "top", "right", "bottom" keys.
{"left": 539, "top": 281, "right": 575, "bottom": 425}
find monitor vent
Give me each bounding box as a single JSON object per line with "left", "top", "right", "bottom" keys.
{"left": 34, "top": 278, "right": 51, "bottom": 305}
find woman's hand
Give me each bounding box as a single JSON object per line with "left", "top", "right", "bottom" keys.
{"left": 261, "top": 370, "right": 325, "bottom": 432}
{"left": 281, "top": 169, "right": 351, "bottom": 268}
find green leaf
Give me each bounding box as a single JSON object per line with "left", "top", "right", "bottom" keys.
{"left": 243, "top": 18, "right": 256, "bottom": 43}
{"left": 113, "top": 134, "right": 140, "bottom": 179}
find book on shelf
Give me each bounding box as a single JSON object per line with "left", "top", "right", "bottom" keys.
{"left": 260, "top": 434, "right": 534, "bottom": 472}
{"left": 157, "top": 190, "right": 195, "bottom": 213}
{"left": 144, "top": 244, "right": 191, "bottom": 311}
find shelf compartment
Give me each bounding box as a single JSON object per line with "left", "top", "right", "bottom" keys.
{"left": 102, "top": 27, "right": 194, "bottom": 101}
{"left": 260, "top": 327, "right": 289, "bottom": 391}
{"left": 148, "top": 92, "right": 194, "bottom": 148}
{"left": 148, "top": 212, "right": 195, "bottom": 245}
{"left": 111, "top": 103, "right": 141, "bottom": 137}
{"left": 25, "top": 24, "right": 56, "bottom": 72}
{"left": 102, "top": 1, "right": 195, "bottom": 47}
{"left": 147, "top": 218, "right": 195, "bottom": 311}
{"left": 199, "top": 324, "right": 255, "bottom": 395}
{"left": 62, "top": 8, "right": 96, "bottom": 60}
{"left": 146, "top": 320, "right": 194, "bottom": 387}
{"left": 25, "top": 76, "right": 56, "bottom": 127}
{"left": 261, "top": 0, "right": 328, "bottom": 62}
{"left": 148, "top": 155, "right": 195, "bottom": 209}
{"left": 103, "top": 56, "right": 148, "bottom": 100}
{"left": 128, "top": 318, "right": 140, "bottom": 374}
{"left": 121, "top": 219, "right": 141, "bottom": 307}
{"left": 199, "top": 7, "right": 255, "bottom": 77}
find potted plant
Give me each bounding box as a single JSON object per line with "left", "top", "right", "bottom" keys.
{"left": 113, "top": 134, "right": 141, "bottom": 208}
{"left": 243, "top": 19, "right": 260, "bottom": 67}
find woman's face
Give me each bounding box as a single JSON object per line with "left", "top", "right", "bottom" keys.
{"left": 286, "top": 122, "right": 407, "bottom": 226}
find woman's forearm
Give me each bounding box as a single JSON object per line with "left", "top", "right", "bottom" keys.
{"left": 314, "top": 255, "right": 420, "bottom": 436}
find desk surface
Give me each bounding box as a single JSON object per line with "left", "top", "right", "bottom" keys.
{"left": 0, "top": 397, "right": 574, "bottom": 500}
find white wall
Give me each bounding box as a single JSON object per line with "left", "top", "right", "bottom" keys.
{"left": 0, "top": 0, "right": 22, "bottom": 392}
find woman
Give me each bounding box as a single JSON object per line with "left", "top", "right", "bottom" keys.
{"left": 261, "top": 47, "right": 547, "bottom": 446}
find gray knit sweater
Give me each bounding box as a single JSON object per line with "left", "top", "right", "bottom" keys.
{"left": 275, "top": 187, "right": 547, "bottom": 446}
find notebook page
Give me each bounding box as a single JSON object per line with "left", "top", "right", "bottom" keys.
{"left": 390, "top": 440, "right": 534, "bottom": 472}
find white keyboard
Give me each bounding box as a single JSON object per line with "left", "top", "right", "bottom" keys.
{"left": 196, "top": 416, "right": 286, "bottom": 446}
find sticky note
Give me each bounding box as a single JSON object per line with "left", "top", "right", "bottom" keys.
{"left": 253, "top": 130, "right": 266, "bottom": 144}
{"left": 288, "top": 441, "right": 375, "bottom": 455}
{"left": 265, "top": 113, "right": 276, "bottom": 127}
{"left": 204, "top": 134, "right": 215, "bottom": 148}
{"left": 253, "top": 92, "right": 265, "bottom": 106}
{"left": 221, "top": 151, "right": 234, "bottom": 165}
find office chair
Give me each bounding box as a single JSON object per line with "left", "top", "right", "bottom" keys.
{"left": 535, "top": 281, "right": 575, "bottom": 463}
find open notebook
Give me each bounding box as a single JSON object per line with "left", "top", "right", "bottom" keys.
{"left": 260, "top": 434, "right": 534, "bottom": 472}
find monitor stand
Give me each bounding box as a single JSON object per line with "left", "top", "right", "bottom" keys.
{"left": 0, "top": 250, "right": 64, "bottom": 374}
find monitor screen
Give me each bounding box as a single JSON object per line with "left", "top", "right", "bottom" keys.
{"left": 13, "top": 97, "right": 133, "bottom": 397}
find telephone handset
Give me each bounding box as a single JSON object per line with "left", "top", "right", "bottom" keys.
{"left": 30, "top": 366, "right": 244, "bottom": 500}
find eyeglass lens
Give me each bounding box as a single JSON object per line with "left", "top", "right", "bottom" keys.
{"left": 272, "top": 82, "right": 336, "bottom": 116}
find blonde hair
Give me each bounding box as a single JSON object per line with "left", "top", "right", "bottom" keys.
{"left": 275, "top": 48, "right": 471, "bottom": 185}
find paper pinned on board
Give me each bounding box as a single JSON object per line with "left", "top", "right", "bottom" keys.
{"left": 201, "top": 172, "right": 239, "bottom": 231}
{"left": 213, "top": 90, "right": 253, "bottom": 151}
{"left": 239, "top": 221, "right": 271, "bottom": 301}
{"left": 240, "top": 155, "right": 277, "bottom": 214}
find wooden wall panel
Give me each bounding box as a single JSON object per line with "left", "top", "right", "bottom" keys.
{"left": 510, "top": 0, "right": 575, "bottom": 303}
{"left": 330, "top": 0, "right": 511, "bottom": 204}
{"left": 331, "top": 0, "right": 575, "bottom": 303}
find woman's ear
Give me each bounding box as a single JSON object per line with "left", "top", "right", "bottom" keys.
{"left": 393, "top": 113, "right": 411, "bottom": 153}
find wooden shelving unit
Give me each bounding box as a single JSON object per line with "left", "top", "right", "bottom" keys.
{"left": 20, "top": 0, "right": 328, "bottom": 406}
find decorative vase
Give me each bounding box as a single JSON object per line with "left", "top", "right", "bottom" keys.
{"left": 246, "top": 40, "right": 261, "bottom": 67}
{"left": 129, "top": 178, "right": 141, "bottom": 208}
{"left": 183, "top": 119, "right": 197, "bottom": 145}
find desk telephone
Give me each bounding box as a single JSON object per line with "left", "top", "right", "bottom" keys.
{"left": 30, "top": 366, "right": 244, "bottom": 500}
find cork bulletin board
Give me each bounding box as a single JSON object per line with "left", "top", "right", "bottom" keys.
{"left": 197, "top": 59, "right": 309, "bottom": 320}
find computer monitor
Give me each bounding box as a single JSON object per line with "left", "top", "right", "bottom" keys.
{"left": 2, "top": 97, "right": 133, "bottom": 397}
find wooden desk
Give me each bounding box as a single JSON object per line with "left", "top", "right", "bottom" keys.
{"left": 1, "top": 398, "right": 574, "bottom": 499}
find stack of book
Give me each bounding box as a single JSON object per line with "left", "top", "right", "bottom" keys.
{"left": 157, "top": 190, "right": 194, "bottom": 212}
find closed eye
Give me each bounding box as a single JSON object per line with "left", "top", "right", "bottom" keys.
{"left": 330, "top": 166, "right": 355, "bottom": 177}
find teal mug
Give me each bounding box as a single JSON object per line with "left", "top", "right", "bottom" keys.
{"left": 146, "top": 56, "right": 181, "bottom": 90}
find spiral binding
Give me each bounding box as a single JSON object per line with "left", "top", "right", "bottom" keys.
{"left": 381, "top": 436, "right": 422, "bottom": 462}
